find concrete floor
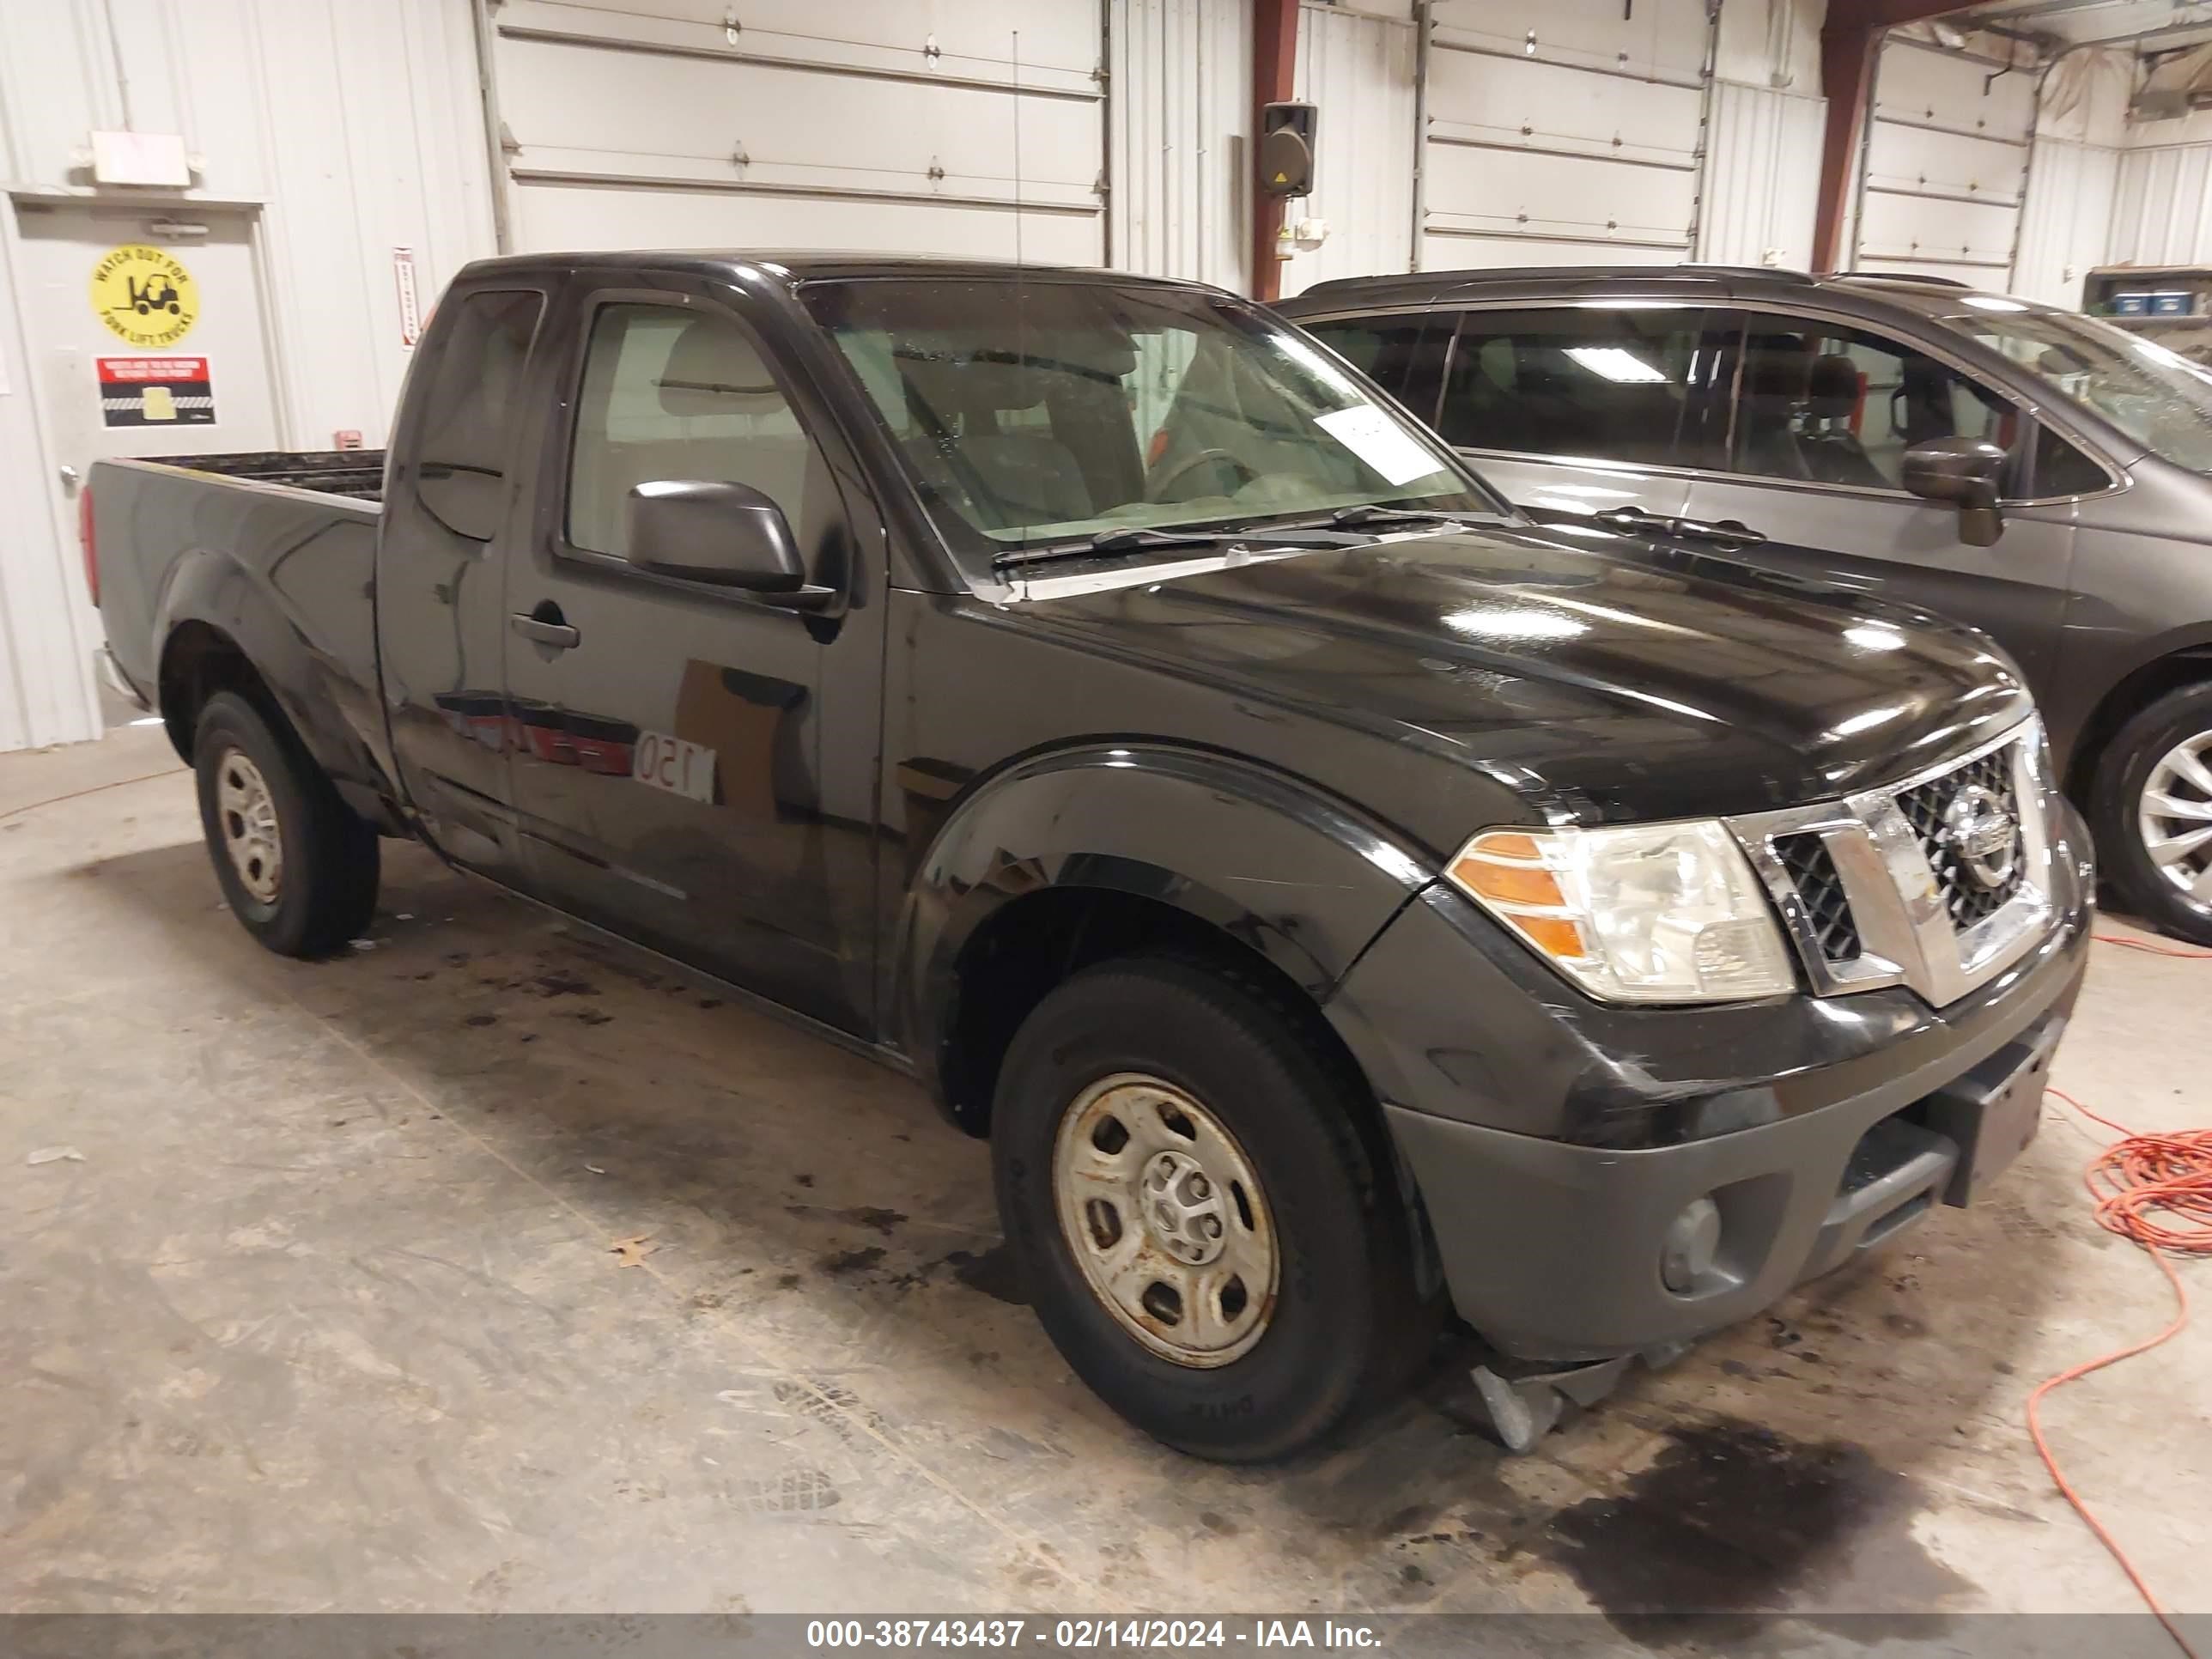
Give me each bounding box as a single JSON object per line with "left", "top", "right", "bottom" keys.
{"left": 5, "top": 724, "right": 2209, "bottom": 1625}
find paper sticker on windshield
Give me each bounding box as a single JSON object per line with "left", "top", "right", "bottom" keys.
{"left": 1315, "top": 404, "right": 1448, "bottom": 489}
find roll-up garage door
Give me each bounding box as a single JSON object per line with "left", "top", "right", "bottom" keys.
{"left": 1420, "top": 0, "right": 1712, "bottom": 270}
{"left": 1850, "top": 33, "right": 2033, "bottom": 288}
{"left": 485, "top": 1, "right": 1106, "bottom": 265}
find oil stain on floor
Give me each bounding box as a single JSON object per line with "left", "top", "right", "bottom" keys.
{"left": 1538, "top": 1419, "right": 1974, "bottom": 1644}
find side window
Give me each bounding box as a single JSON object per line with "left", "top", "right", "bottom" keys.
{"left": 412, "top": 289, "right": 544, "bottom": 541}
{"left": 2030, "top": 426, "right": 2112, "bottom": 498}
{"left": 567, "top": 305, "right": 811, "bottom": 560}
{"left": 1436, "top": 306, "right": 1720, "bottom": 468}
{"left": 1729, "top": 316, "right": 2014, "bottom": 491}
{"left": 1301, "top": 312, "right": 1445, "bottom": 420}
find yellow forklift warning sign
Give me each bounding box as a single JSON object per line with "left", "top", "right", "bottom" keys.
{"left": 90, "top": 245, "right": 198, "bottom": 347}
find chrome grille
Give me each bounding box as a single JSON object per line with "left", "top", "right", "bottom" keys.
{"left": 1771, "top": 832, "right": 1861, "bottom": 962}
{"left": 1729, "top": 718, "right": 2058, "bottom": 1009}
{"left": 1894, "top": 747, "right": 2023, "bottom": 931}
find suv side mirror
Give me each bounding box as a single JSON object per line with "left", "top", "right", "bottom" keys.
{"left": 623, "top": 480, "right": 825, "bottom": 604}
{"left": 1900, "top": 439, "right": 2008, "bottom": 548}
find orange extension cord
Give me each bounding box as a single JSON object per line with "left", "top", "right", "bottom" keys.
{"left": 2032, "top": 937, "right": 2212, "bottom": 1657}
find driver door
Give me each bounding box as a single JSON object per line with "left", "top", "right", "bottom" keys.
{"left": 501, "top": 282, "right": 888, "bottom": 1033}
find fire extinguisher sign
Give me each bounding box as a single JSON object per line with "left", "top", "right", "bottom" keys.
{"left": 96, "top": 356, "right": 216, "bottom": 427}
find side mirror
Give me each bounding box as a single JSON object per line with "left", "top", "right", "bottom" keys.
{"left": 1900, "top": 438, "right": 2008, "bottom": 548}
{"left": 624, "top": 480, "right": 805, "bottom": 590}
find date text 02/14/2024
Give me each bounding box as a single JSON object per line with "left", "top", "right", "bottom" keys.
{"left": 803, "top": 1620, "right": 1384, "bottom": 1650}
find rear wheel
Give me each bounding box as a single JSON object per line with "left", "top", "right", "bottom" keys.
{"left": 194, "top": 690, "right": 380, "bottom": 957}
{"left": 2094, "top": 683, "right": 2212, "bottom": 946}
{"left": 991, "top": 956, "right": 1437, "bottom": 1462}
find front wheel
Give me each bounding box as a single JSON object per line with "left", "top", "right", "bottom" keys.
{"left": 194, "top": 690, "right": 380, "bottom": 957}
{"left": 991, "top": 957, "right": 1437, "bottom": 1462}
{"left": 2094, "top": 684, "right": 2212, "bottom": 946}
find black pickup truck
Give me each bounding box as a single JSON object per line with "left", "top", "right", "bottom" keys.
{"left": 90, "top": 252, "right": 2091, "bottom": 1462}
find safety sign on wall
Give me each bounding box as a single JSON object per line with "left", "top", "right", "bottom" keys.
{"left": 97, "top": 356, "right": 216, "bottom": 427}
{"left": 89, "top": 245, "right": 199, "bottom": 348}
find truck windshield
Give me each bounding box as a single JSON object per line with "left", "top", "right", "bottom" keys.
{"left": 1955, "top": 304, "right": 2212, "bottom": 472}
{"left": 801, "top": 276, "right": 1503, "bottom": 556}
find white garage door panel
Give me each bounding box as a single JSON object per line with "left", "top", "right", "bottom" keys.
{"left": 1428, "top": 0, "right": 1708, "bottom": 82}
{"left": 1421, "top": 232, "right": 1679, "bottom": 270}
{"left": 1425, "top": 51, "right": 1703, "bottom": 169}
{"left": 498, "top": 0, "right": 1097, "bottom": 93}
{"left": 1851, "top": 37, "right": 2031, "bottom": 286}
{"left": 1425, "top": 144, "right": 1697, "bottom": 247}
{"left": 1855, "top": 189, "right": 2018, "bottom": 270}
{"left": 1419, "top": 0, "right": 1708, "bottom": 270}
{"left": 1873, "top": 43, "right": 2034, "bottom": 143}
{"left": 1863, "top": 123, "right": 2026, "bottom": 204}
{"left": 491, "top": 0, "right": 1103, "bottom": 262}
{"left": 1855, "top": 256, "right": 2003, "bottom": 288}
{"left": 499, "top": 36, "right": 1098, "bottom": 209}
{"left": 511, "top": 183, "right": 1102, "bottom": 264}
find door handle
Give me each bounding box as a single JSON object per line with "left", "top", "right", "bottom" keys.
{"left": 511, "top": 608, "right": 580, "bottom": 649}
{"left": 1674, "top": 516, "right": 1766, "bottom": 548}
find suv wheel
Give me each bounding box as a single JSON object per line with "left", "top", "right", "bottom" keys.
{"left": 990, "top": 956, "right": 1437, "bottom": 1462}
{"left": 194, "top": 690, "right": 380, "bottom": 957}
{"left": 2094, "top": 684, "right": 2212, "bottom": 946}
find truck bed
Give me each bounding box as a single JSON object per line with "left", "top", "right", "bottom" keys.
{"left": 150, "top": 449, "right": 387, "bottom": 502}
{"left": 89, "top": 455, "right": 386, "bottom": 783}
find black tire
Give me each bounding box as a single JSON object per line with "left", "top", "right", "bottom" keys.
{"left": 991, "top": 956, "right": 1438, "bottom": 1462}
{"left": 2093, "top": 683, "right": 2212, "bottom": 947}
{"left": 193, "top": 690, "right": 380, "bottom": 957}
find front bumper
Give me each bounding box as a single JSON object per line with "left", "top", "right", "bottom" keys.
{"left": 1328, "top": 803, "right": 2094, "bottom": 1362}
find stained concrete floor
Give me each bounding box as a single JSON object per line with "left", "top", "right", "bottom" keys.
{"left": 4, "top": 725, "right": 2209, "bottom": 1627}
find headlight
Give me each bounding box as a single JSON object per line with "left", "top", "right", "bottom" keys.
{"left": 1447, "top": 821, "right": 1796, "bottom": 1004}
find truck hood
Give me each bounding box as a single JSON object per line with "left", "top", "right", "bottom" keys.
{"left": 1019, "top": 520, "right": 2033, "bottom": 825}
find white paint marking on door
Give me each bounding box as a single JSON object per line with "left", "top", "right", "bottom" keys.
{"left": 632, "top": 730, "right": 717, "bottom": 805}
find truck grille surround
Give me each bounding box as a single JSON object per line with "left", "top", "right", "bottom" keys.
{"left": 1728, "top": 718, "right": 2059, "bottom": 1008}
{"left": 1893, "top": 746, "right": 2025, "bottom": 931}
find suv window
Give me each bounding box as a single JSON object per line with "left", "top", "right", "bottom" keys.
{"left": 1727, "top": 316, "right": 2013, "bottom": 492}
{"left": 1437, "top": 306, "right": 1723, "bottom": 467}
{"left": 1302, "top": 312, "right": 1447, "bottom": 422}
{"left": 2031, "top": 425, "right": 2112, "bottom": 497}
{"left": 567, "top": 304, "right": 813, "bottom": 560}
{"left": 412, "top": 288, "right": 544, "bottom": 541}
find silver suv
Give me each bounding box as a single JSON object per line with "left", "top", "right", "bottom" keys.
{"left": 1279, "top": 265, "right": 2212, "bottom": 945}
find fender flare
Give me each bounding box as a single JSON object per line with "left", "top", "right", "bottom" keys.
{"left": 894, "top": 740, "right": 1437, "bottom": 1100}
{"left": 154, "top": 540, "right": 396, "bottom": 814}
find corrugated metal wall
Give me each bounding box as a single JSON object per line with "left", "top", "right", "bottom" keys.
{"left": 1278, "top": 1, "right": 1415, "bottom": 298}
{"left": 2108, "top": 144, "right": 2212, "bottom": 268}
{"left": 1698, "top": 81, "right": 1826, "bottom": 270}
{"left": 2014, "top": 137, "right": 2120, "bottom": 307}
{"left": 1109, "top": 0, "right": 1249, "bottom": 289}
{"left": 0, "top": 0, "right": 494, "bottom": 753}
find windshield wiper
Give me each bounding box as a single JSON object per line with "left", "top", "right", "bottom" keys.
{"left": 1327, "top": 504, "right": 1480, "bottom": 530}
{"left": 994, "top": 524, "right": 1364, "bottom": 571}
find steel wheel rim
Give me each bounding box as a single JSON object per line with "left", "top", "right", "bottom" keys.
{"left": 2138, "top": 730, "right": 2212, "bottom": 903}
{"left": 216, "top": 748, "right": 283, "bottom": 904}
{"left": 1050, "top": 1072, "right": 1279, "bottom": 1368}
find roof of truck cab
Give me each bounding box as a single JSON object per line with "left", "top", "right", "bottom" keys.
{"left": 455, "top": 250, "right": 1218, "bottom": 290}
